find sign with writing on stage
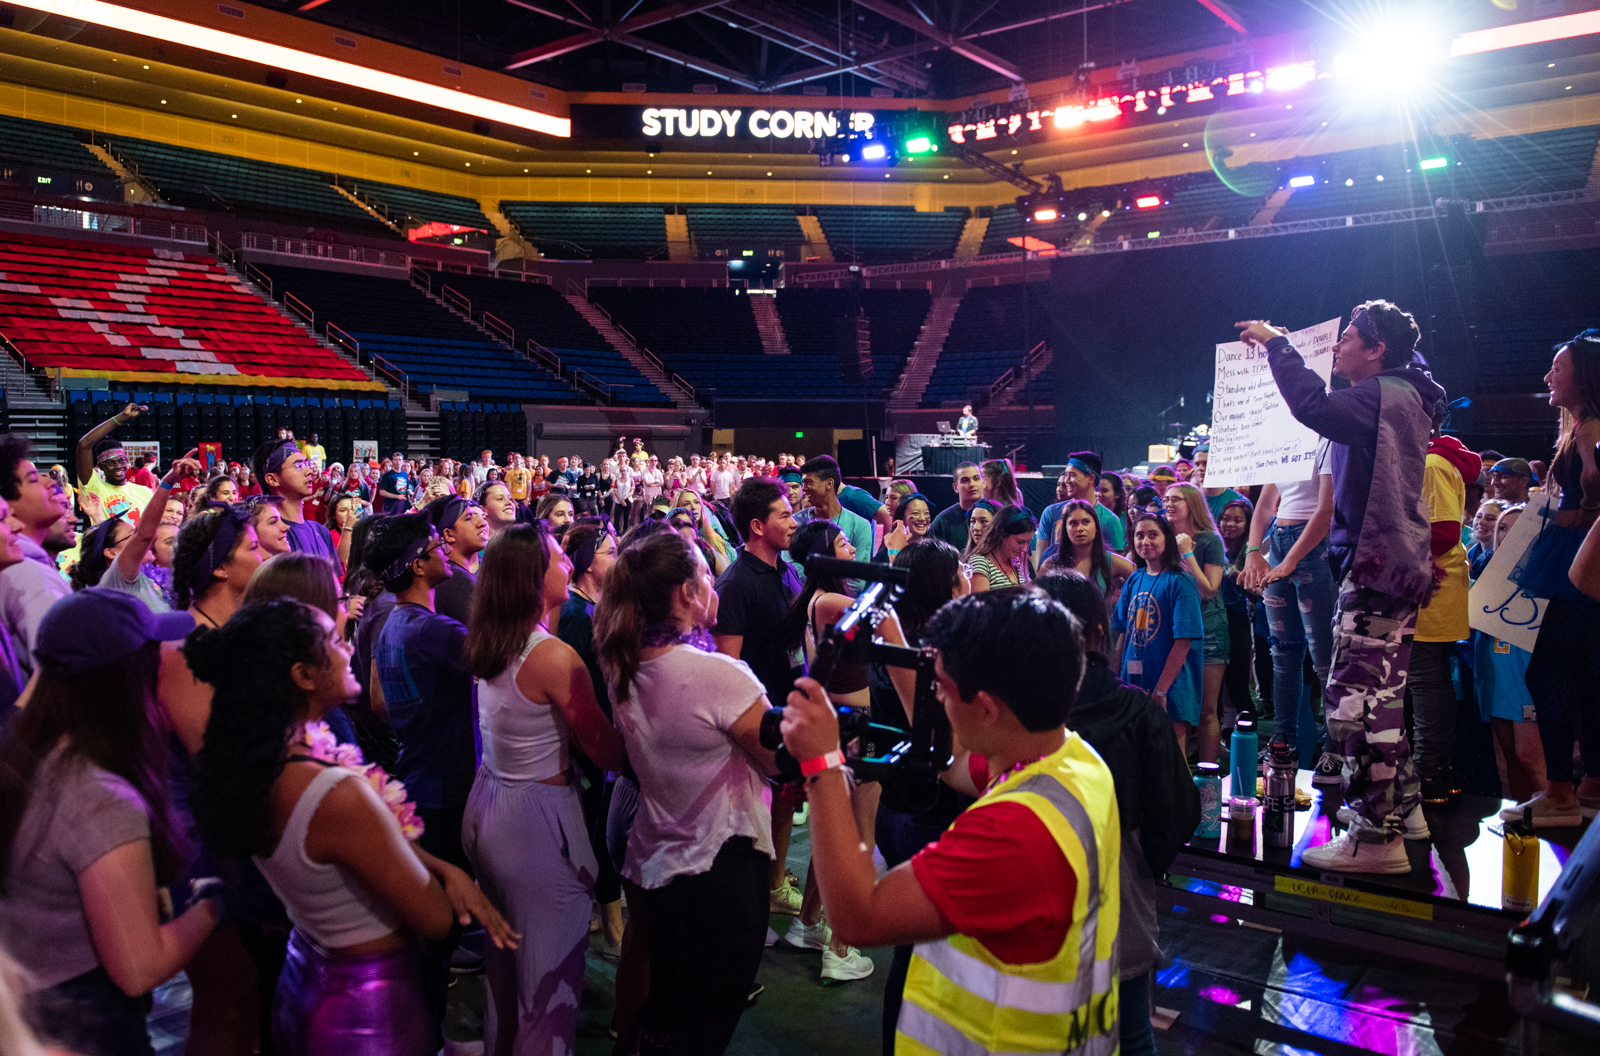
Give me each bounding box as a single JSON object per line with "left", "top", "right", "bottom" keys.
{"left": 1203, "top": 318, "right": 1341, "bottom": 490}
{"left": 1468, "top": 491, "right": 1552, "bottom": 654}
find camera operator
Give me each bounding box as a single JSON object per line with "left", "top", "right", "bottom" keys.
{"left": 780, "top": 589, "right": 1121, "bottom": 1056}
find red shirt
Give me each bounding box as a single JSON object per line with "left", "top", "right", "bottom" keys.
{"left": 908, "top": 754, "right": 1077, "bottom": 964}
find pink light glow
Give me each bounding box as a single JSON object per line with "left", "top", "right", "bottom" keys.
{"left": 1452, "top": 11, "right": 1600, "bottom": 56}
{"left": 8, "top": 0, "right": 569, "bottom": 137}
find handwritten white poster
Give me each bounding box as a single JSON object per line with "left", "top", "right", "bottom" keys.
{"left": 1203, "top": 318, "right": 1341, "bottom": 490}
{"left": 1468, "top": 491, "right": 1553, "bottom": 654}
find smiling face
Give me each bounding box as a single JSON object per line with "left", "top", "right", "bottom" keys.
{"left": 0, "top": 497, "right": 26, "bottom": 568}
{"left": 252, "top": 504, "right": 290, "bottom": 555}
{"left": 1133, "top": 518, "right": 1167, "bottom": 564}
{"left": 996, "top": 528, "right": 1029, "bottom": 566}
{"left": 1331, "top": 322, "right": 1383, "bottom": 382}
{"left": 1495, "top": 508, "right": 1521, "bottom": 549}
{"left": 903, "top": 498, "right": 932, "bottom": 537}
{"left": 481, "top": 483, "right": 516, "bottom": 527}
{"left": 1096, "top": 475, "right": 1117, "bottom": 508}
{"left": 1217, "top": 504, "right": 1248, "bottom": 542}
{"left": 11, "top": 459, "right": 61, "bottom": 535}
{"left": 213, "top": 478, "right": 238, "bottom": 505}
{"left": 1064, "top": 464, "right": 1096, "bottom": 500}
{"left": 301, "top": 608, "right": 361, "bottom": 713}
{"left": 1471, "top": 502, "right": 1502, "bottom": 546}
{"left": 1546, "top": 346, "right": 1578, "bottom": 411}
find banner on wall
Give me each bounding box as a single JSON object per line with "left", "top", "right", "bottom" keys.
{"left": 1202, "top": 318, "right": 1341, "bottom": 490}
{"left": 199, "top": 443, "right": 223, "bottom": 473}
{"left": 354, "top": 441, "right": 378, "bottom": 465}
{"left": 1468, "top": 491, "right": 1553, "bottom": 654}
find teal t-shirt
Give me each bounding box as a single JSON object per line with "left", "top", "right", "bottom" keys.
{"left": 1112, "top": 567, "right": 1204, "bottom": 725}
{"left": 1205, "top": 488, "right": 1246, "bottom": 526}
{"left": 1036, "top": 499, "right": 1125, "bottom": 555}
{"left": 1190, "top": 531, "right": 1229, "bottom": 662}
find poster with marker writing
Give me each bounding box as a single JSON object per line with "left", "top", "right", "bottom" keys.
{"left": 1467, "top": 490, "right": 1552, "bottom": 654}
{"left": 1203, "top": 318, "right": 1341, "bottom": 489}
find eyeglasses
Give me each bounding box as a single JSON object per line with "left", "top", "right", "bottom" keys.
{"left": 98, "top": 455, "right": 128, "bottom": 467}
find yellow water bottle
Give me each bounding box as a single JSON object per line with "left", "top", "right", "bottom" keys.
{"left": 1502, "top": 820, "right": 1540, "bottom": 914}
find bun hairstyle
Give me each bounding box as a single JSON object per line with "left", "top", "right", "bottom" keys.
{"left": 187, "top": 600, "right": 331, "bottom": 858}
{"left": 592, "top": 531, "right": 698, "bottom": 702}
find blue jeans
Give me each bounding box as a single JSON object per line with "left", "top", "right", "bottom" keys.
{"left": 1119, "top": 970, "right": 1157, "bottom": 1056}
{"left": 1263, "top": 520, "right": 1336, "bottom": 753}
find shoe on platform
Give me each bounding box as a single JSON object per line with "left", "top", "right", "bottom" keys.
{"left": 769, "top": 883, "right": 803, "bottom": 915}
{"left": 821, "top": 946, "right": 874, "bottom": 983}
{"left": 1301, "top": 832, "right": 1411, "bottom": 874}
{"left": 784, "top": 918, "right": 831, "bottom": 950}
{"left": 1311, "top": 752, "right": 1344, "bottom": 786}
{"left": 1336, "top": 805, "right": 1429, "bottom": 841}
{"left": 1498, "top": 793, "right": 1584, "bottom": 829}
{"left": 764, "top": 927, "right": 779, "bottom": 947}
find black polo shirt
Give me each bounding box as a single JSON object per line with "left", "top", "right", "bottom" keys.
{"left": 714, "top": 546, "right": 802, "bottom": 706}
{"left": 929, "top": 502, "right": 971, "bottom": 552}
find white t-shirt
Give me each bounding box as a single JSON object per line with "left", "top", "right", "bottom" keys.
{"left": 615, "top": 646, "right": 773, "bottom": 889}
{"left": 1277, "top": 438, "right": 1331, "bottom": 522}
{"left": 709, "top": 469, "right": 738, "bottom": 501}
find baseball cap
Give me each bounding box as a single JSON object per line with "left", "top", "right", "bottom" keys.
{"left": 35, "top": 588, "right": 195, "bottom": 675}
{"left": 1488, "top": 458, "right": 1532, "bottom": 479}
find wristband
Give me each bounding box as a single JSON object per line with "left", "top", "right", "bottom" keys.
{"left": 158, "top": 479, "right": 175, "bottom": 490}
{"left": 887, "top": 548, "right": 900, "bottom": 557}
{"left": 799, "top": 749, "right": 846, "bottom": 776}
{"left": 1244, "top": 545, "right": 1261, "bottom": 556}
{"left": 1181, "top": 550, "right": 1195, "bottom": 559}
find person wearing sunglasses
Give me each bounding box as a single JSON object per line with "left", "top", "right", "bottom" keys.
{"left": 73, "top": 402, "right": 155, "bottom": 524}
{"left": 253, "top": 439, "right": 340, "bottom": 570}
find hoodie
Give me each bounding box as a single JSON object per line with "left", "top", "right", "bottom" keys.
{"left": 1267, "top": 335, "right": 1447, "bottom": 601}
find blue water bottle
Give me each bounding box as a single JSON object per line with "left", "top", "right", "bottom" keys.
{"left": 1230, "top": 711, "right": 1258, "bottom": 802}
{"left": 1193, "top": 761, "right": 1222, "bottom": 838}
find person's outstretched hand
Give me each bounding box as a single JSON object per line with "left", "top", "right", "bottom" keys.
{"left": 1235, "top": 320, "right": 1289, "bottom": 348}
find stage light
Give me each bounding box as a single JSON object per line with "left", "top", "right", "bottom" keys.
{"left": 1420, "top": 157, "right": 1448, "bottom": 170}
{"left": 1334, "top": 14, "right": 1444, "bottom": 96}
{"left": 1453, "top": 10, "right": 1600, "bottom": 56}
{"left": 1033, "top": 207, "right": 1059, "bottom": 222}
{"left": 1135, "top": 195, "right": 1162, "bottom": 209}
{"left": 1265, "top": 63, "right": 1316, "bottom": 92}
{"left": 904, "top": 135, "right": 933, "bottom": 154}
{"left": 860, "top": 142, "right": 887, "bottom": 160}
{"left": 1147, "top": 231, "right": 1160, "bottom": 239}
{"left": 1345, "top": 178, "right": 1355, "bottom": 186}
{"left": 1288, "top": 175, "right": 1316, "bottom": 188}
{"left": 1077, "top": 212, "right": 1088, "bottom": 221}
{"left": 1101, "top": 210, "right": 1111, "bottom": 217}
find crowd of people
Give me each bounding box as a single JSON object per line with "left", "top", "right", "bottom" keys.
{"left": 0, "top": 302, "right": 1598, "bottom": 1056}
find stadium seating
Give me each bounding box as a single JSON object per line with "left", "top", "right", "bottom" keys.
{"left": 813, "top": 206, "right": 967, "bottom": 264}
{"left": 921, "top": 282, "right": 1053, "bottom": 407}
{"left": 500, "top": 202, "right": 669, "bottom": 259}
{"left": 0, "top": 115, "right": 115, "bottom": 182}
{"left": 979, "top": 204, "right": 1027, "bottom": 255}
{"left": 339, "top": 178, "right": 492, "bottom": 232}
{"left": 252, "top": 264, "right": 584, "bottom": 405}
{"left": 774, "top": 287, "right": 928, "bottom": 390}
{"left": 1096, "top": 174, "right": 1267, "bottom": 243}
{"left": 1451, "top": 124, "right": 1600, "bottom": 201}
{"left": 685, "top": 204, "right": 804, "bottom": 254}
{"left": 425, "top": 274, "right": 670, "bottom": 405}
{"left": 99, "top": 133, "right": 393, "bottom": 236}
{"left": 0, "top": 231, "right": 378, "bottom": 389}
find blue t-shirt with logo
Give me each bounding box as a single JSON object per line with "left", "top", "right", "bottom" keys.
{"left": 378, "top": 470, "right": 410, "bottom": 515}
{"left": 1111, "top": 567, "right": 1204, "bottom": 725}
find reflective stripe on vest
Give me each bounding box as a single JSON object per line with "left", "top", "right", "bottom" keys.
{"left": 896, "top": 739, "right": 1121, "bottom": 1056}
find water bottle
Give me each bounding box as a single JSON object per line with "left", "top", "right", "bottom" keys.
{"left": 1193, "top": 761, "right": 1222, "bottom": 839}
{"left": 1502, "top": 819, "right": 1541, "bottom": 914}
{"left": 1229, "top": 711, "right": 1258, "bottom": 802}
{"left": 1262, "top": 742, "right": 1296, "bottom": 848}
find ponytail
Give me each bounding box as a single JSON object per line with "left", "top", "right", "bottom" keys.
{"left": 593, "top": 532, "right": 696, "bottom": 702}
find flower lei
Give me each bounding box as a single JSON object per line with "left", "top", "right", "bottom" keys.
{"left": 298, "top": 721, "right": 425, "bottom": 842}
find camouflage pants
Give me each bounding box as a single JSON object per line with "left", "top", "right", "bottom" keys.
{"left": 1324, "top": 578, "right": 1422, "bottom": 840}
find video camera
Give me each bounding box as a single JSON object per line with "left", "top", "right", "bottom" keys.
{"left": 758, "top": 555, "right": 952, "bottom": 784}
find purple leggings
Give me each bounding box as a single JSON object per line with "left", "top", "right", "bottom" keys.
{"left": 272, "top": 929, "right": 433, "bottom": 1056}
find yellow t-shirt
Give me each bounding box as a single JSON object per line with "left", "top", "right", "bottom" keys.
{"left": 503, "top": 466, "right": 531, "bottom": 502}
{"left": 80, "top": 474, "right": 154, "bottom": 524}
{"left": 1416, "top": 451, "right": 1469, "bottom": 642}
{"left": 300, "top": 442, "right": 326, "bottom": 470}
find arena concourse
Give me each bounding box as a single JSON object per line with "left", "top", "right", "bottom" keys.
{"left": 1, "top": 1, "right": 1599, "bottom": 1054}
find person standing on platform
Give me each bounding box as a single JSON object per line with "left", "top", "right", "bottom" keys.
{"left": 1035, "top": 451, "right": 1126, "bottom": 568}
{"left": 955, "top": 404, "right": 978, "bottom": 439}
{"left": 377, "top": 453, "right": 411, "bottom": 516}
{"left": 1240, "top": 301, "right": 1443, "bottom": 874}
{"left": 254, "top": 439, "right": 340, "bottom": 568}
{"left": 928, "top": 462, "right": 984, "bottom": 552}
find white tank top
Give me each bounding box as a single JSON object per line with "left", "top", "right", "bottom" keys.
{"left": 477, "top": 629, "right": 571, "bottom": 781}
{"left": 254, "top": 766, "right": 403, "bottom": 949}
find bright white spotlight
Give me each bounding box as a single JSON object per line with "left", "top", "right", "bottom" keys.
{"left": 1334, "top": 15, "right": 1445, "bottom": 95}
{"left": 1288, "top": 175, "right": 1316, "bottom": 188}
{"left": 860, "top": 142, "right": 888, "bottom": 161}
{"left": 1033, "top": 208, "right": 1059, "bottom": 222}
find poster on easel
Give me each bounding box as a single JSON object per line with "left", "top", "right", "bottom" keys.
{"left": 1468, "top": 491, "right": 1555, "bottom": 654}
{"left": 353, "top": 440, "right": 378, "bottom": 465}
{"left": 1204, "top": 318, "right": 1341, "bottom": 489}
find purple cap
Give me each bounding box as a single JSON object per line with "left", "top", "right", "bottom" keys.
{"left": 35, "top": 588, "right": 195, "bottom": 674}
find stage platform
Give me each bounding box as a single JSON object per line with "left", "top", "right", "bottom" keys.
{"left": 1168, "top": 770, "right": 1586, "bottom": 979}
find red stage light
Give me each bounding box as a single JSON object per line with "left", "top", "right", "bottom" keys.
{"left": 1135, "top": 195, "right": 1162, "bottom": 209}
{"left": 1032, "top": 208, "right": 1059, "bottom": 222}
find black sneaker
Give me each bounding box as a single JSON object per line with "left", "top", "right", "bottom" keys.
{"left": 1311, "top": 751, "right": 1343, "bottom": 786}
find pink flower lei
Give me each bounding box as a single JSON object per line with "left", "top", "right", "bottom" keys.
{"left": 298, "top": 721, "right": 425, "bottom": 842}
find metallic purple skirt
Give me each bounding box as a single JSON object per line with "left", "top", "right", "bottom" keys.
{"left": 272, "top": 928, "right": 434, "bottom": 1056}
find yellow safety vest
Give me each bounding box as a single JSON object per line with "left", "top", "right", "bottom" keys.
{"left": 896, "top": 735, "right": 1121, "bottom": 1056}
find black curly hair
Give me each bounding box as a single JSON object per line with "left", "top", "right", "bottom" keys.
{"left": 172, "top": 506, "right": 246, "bottom": 610}
{"left": 186, "top": 600, "right": 331, "bottom": 859}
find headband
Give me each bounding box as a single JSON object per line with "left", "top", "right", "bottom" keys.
{"left": 1066, "top": 457, "right": 1095, "bottom": 476}
{"left": 431, "top": 497, "right": 471, "bottom": 534}
{"left": 381, "top": 529, "right": 438, "bottom": 584}
{"left": 96, "top": 444, "right": 126, "bottom": 463}
{"left": 190, "top": 506, "right": 250, "bottom": 591}
{"left": 969, "top": 499, "right": 1000, "bottom": 517}
{"left": 1351, "top": 310, "right": 1382, "bottom": 346}
{"left": 264, "top": 441, "right": 298, "bottom": 478}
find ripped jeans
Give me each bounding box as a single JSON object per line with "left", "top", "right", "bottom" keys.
{"left": 1263, "top": 520, "right": 1336, "bottom": 753}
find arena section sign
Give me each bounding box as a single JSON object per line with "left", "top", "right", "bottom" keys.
{"left": 568, "top": 105, "right": 903, "bottom": 149}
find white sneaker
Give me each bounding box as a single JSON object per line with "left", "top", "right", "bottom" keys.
{"left": 768, "top": 883, "right": 803, "bottom": 915}
{"left": 764, "top": 927, "right": 779, "bottom": 947}
{"left": 1498, "top": 793, "right": 1584, "bottom": 829}
{"left": 794, "top": 803, "right": 810, "bottom": 826}
{"left": 821, "top": 946, "right": 874, "bottom": 982}
{"left": 1336, "top": 805, "right": 1430, "bottom": 841}
{"left": 1301, "top": 832, "right": 1411, "bottom": 874}
{"left": 784, "top": 918, "right": 831, "bottom": 950}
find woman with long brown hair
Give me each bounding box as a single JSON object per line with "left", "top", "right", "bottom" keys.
{"left": 967, "top": 504, "right": 1036, "bottom": 590}
{"left": 593, "top": 531, "right": 778, "bottom": 1055}
{"left": 462, "top": 524, "right": 624, "bottom": 1056}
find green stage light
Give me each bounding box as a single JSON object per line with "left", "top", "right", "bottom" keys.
{"left": 1420, "top": 156, "right": 1448, "bottom": 170}
{"left": 904, "top": 135, "right": 933, "bottom": 154}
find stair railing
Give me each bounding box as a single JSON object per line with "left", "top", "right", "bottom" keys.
{"left": 283, "top": 292, "right": 314, "bottom": 328}
{"left": 988, "top": 340, "right": 1047, "bottom": 400}
{"left": 326, "top": 324, "right": 360, "bottom": 359}
{"left": 440, "top": 285, "right": 471, "bottom": 316}
{"left": 244, "top": 262, "right": 274, "bottom": 296}
{"left": 483, "top": 312, "right": 515, "bottom": 347}
{"left": 370, "top": 355, "right": 410, "bottom": 404}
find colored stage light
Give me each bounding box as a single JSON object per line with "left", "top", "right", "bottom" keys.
{"left": 1420, "top": 157, "right": 1448, "bottom": 170}
{"left": 1135, "top": 195, "right": 1162, "bottom": 209}
{"left": 1452, "top": 11, "right": 1600, "bottom": 56}
{"left": 904, "top": 136, "right": 933, "bottom": 154}
{"left": 1033, "top": 207, "right": 1059, "bottom": 222}
{"left": 1288, "top": 175, "right": 1316, "bottom": 188}
{"left": 7, "top": 0, "right": 569, "bottom": 136}
{"left": 860, "top": 142, "right": 888, "bottom": 160}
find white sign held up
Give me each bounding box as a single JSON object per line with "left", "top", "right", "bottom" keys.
{"left": 1468, "top": 491, "right": 1553, "bottom": 654}
{"left": 1203, "top": 318, "right": 1341, "bottom": 490}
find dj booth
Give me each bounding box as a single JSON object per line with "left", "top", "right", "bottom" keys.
{"left": 920, "top": 443, "right": 987, "bottom": 475}
{"left": 1170, "top": 772, "right": 1578, "bottom": 980}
